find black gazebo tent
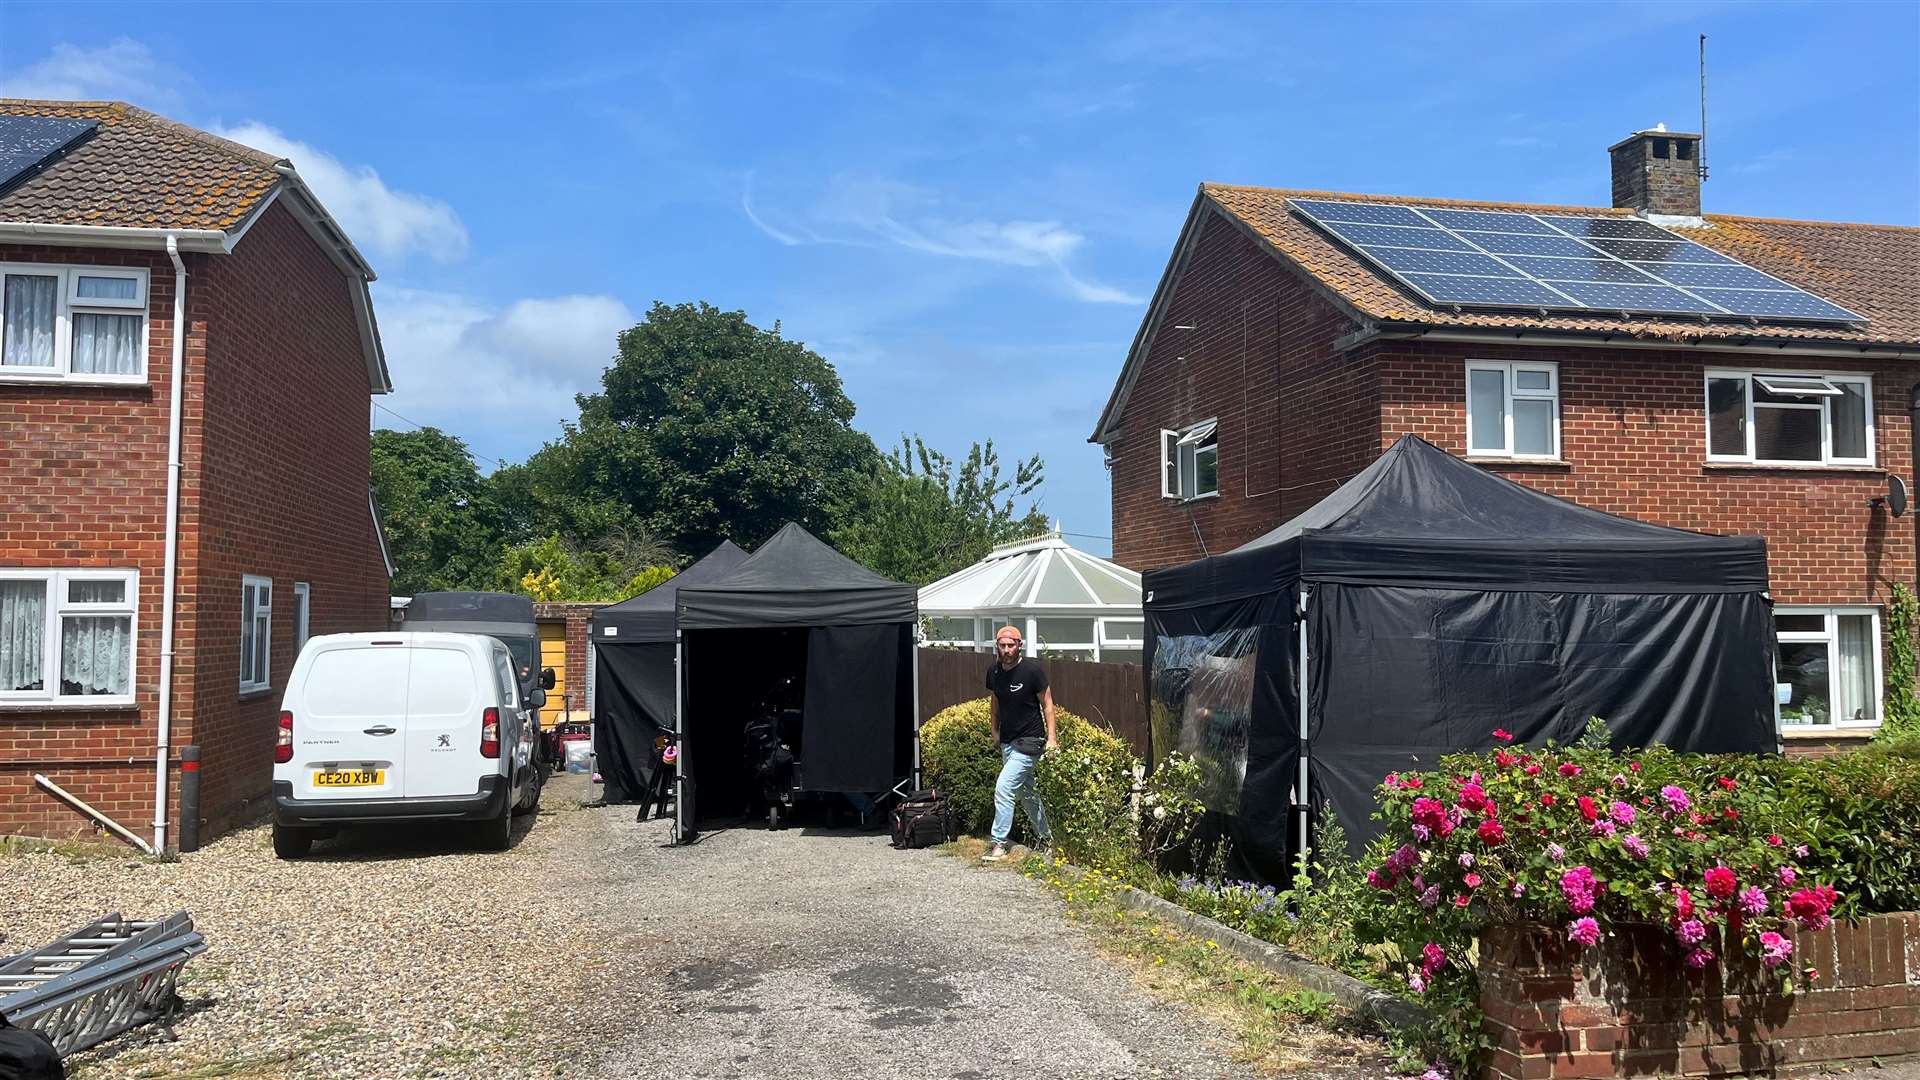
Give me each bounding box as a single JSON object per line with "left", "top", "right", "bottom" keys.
{"left": 673, "top": 523, "right": 919, "bottom": 840}
{"left": 1144, "top": 434, "right": 1776, "bottom": 884}
{"left": 587, "top": 540, "right": 750, "bottom": 804}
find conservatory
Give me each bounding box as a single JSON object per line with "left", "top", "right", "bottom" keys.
{"left": 917, "top": 527, "right": 1144, "bottom": 663}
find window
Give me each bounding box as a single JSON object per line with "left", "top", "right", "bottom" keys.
{"left": 0, "top": 264, "right": 148, "bottom": 382}
{"left": 0, "top": 570, "right": 137, "bottom": 706}
{"left": 1465, "top": 361, "right": 1559, "bottom": 458}
{"left": 1705, "top": 370, "right": 1873, "bottom": 466}
{"left": 293, "top": 583, "right": 311, "bottom": 654}
{"left": 1159, "top": 418, "right": 1218, "bottom": 499}
{"left": 1775, "top": 608, "right": 1881, "bottom": 731}
{"left": 240, "top": 576, "right": 272, "bottom": 693}
{"left": 492, "top": 649, "right": 518, "bottom": 708}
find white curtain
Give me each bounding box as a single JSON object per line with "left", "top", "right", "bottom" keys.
{"left": 0, "top": 581, "right": 46, "bottom": 691}
{"left": 1836, "top": 616, "right": 1874, "bottom": 722}
{"left": 60, "top": 615, "right": 131, "bottom": 696}
{"left": 2, "top": 275, "right": 57, "bottom": 368}
{"left": 72, "top": 313, "right": 141, "bottom": 375}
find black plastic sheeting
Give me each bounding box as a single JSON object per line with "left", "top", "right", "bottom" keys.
{"left": 1144, "top": 435, "right": 1777, "bottom": 883}
{"left": 591, "top": 642, "right": 674, "bottom": 803}
{"left": 801, "top": 624, "right": 906, "bottom": 792}
{"left": 678, "top": 523, "right": 918, "bottom": 629}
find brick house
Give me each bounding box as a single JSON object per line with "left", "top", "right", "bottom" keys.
{"left": 0, "top": 101, "right": 393, "bottom": 848}
{"left": 1094, "top": 127, "right": 1919, "bottom": 753}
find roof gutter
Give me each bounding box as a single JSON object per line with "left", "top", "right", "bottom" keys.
{"left": 1337, "top": 321, "right": 1920, "bottom": 361}
{"left": 0, "top": 221, "right": 230, "bottom": 253}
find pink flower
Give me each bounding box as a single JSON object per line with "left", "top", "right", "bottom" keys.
{"left": 1453, "top": 894, "right": 1471, "bottom": 908}
{"left": 1685, "top": 947, "right": 1715, "bottom": 970}
{"left": 1621, "top": 834, "right": 1650, "bottom": 859}
{"left": 1411, "top": 797, "right": 1447, "bottom": 832}
{"left": 1567, "top": 916, "right": 1601, "bottom": 947}
{"left": 1457, "top": 852, "right": 1475, "bottom": 868}
{"left": 1408, "top": 972, "right": 1427, "bottom": 993}
{"left": 1577, "top": 796, "right": 1599, "bottom": 823}
{"left": 1547, "top": 842, "right": 1566, "bottom": 863}
{"left": 1511, "top": 881, "right": 1526, "bottom": 898}
{"left": 1524, "top": 763, "right": 1542, "bottom": 776}
{"left": 1493, "top": 728, "right": 1514, "bottom": 742}
{"left": 1589, "top": 819, "right": 1617, "bottom": 839}
{"left": 1661, "top": 785, "right": 1691, "bottom": 815}
{"left": 1673, "top": 886, "right": 1696, "bottom": 920}
{"left": 1421, "top": 943, "right": 1446, "bottom": 974}
{"left": 1367, "top": 870, "right": 1392, "bottom": 890}
{"left": 1464, "top": 872, "right": 1483, "bottom": 889}
{"left": 1611, "top": 773, "right": 1629, "bottom": 788}
{"left": 1561, "top": 866, "right": 1599, "bottom": 914}
{"left": 1675, "top": 918, "right": 1707, "bottom": 946}
{"left": 1419, "top": 885, "right": 1440, "bottom": 908}
{"left": 1717, "top": 776, "right": 1738, "bottom": 791}
{"left": 1477, "top": 819, "right": 1506, "bottom": 846}
{"left": 1794, "top": 844, "right": 1810, "bottom": 858}
{"left": 1629, "top": 761, "right": 1641, "bottom": 772}
{"left": 1559, "top": 762, "right": 1582, "bottom": 777}
{"left": 1495, "top": 750, "right": 1518, "bottom": 768}
{"left": 1412, "top": 824, "right": 1432, "bottom": 841}
{"left": 1738, "top": 886, "right": 1769, "bottom": 917}
{"left": 1759, "top": 931, "right": 1794, "bottom": 969}
{"left": 1703, "top": 867, "right": 1738, "bottom": 900}
{"left": 1787, "top": 886, "right": 1838, "bottom": 931}
{"left": 1389, "top": 844, "right": 1419, "bottom": 873}
{"left": 1458, "top": 780, "right": 1493, "bottom": 814}
{"left": 1609, "top": 801, "right": 1636, "bottom": 825}
{"left": 1767, "top": 834, "right": 1784, "bottom": 847}
{"left": 1777, "top": 866, "right": 1797, "bottom": 888}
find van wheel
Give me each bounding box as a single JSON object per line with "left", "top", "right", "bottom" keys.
{"left": 272, "top": 824, "right": 314, "bottom": 860}
{"left": 476, "top": 809, "right": 513, "bottom": 852}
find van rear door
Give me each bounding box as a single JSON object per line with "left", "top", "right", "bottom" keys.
{"left": 403, "top": 643, "right": 484, "bottom": 798}
{"left": 293, "top": 643, "right": 410, "bottom": 799}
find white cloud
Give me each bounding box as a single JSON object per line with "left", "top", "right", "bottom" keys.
{"left": 212, "top": 122, "right": 470, "bottom": 264}
{"left": 0, "top": 39, "right": 183, "bottom": 107}
{"left": 742, "top": 175, "right": 1142, "bottom": 305}
{"left": 371, "top": 286, "right": 635, "bottom": 461}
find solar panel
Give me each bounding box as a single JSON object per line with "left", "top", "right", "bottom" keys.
{"left": 0, "top": 115, "right": 98, "bottom": 197}
{"left": 1286, "top": 197, "right": 1866, "bottom": 325}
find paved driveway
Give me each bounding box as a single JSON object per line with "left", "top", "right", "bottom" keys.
{"left": 583, "top": 810, "right": 1265, "bottom": 1080}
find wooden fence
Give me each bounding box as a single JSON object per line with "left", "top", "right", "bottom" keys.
{"left": 916, "top": 647, "right": 1149, "bottom": 759}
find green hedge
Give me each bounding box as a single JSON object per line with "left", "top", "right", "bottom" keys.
{"left": 920, "top": 697, "right": 1139, "bottom": 865}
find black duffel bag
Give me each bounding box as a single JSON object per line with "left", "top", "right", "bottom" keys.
{"left": 890, "top": 789, "right": 954, "bottom": 850}
{"left": 0, "top": 1012, "right": 62, "bottom": 1080}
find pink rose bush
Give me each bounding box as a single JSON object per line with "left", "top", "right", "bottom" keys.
{"left": 1356, "top": 721, "right": 1839, "bottom": 1072}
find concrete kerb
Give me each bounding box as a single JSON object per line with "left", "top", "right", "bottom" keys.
{"left": 1013, "top": 850, "right": 1430, "bottom": 1035}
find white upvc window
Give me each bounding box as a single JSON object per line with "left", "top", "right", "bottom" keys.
{"left": 0, "top": 569, "right": 138, "bottom": 706}
{"left": 293, "top": 582, "right": 312, "bottom": 654}
{"left": 1160, "top": 418, "right": 1219, "bottom": 500}
{"left": 1775, "top": 607, "right": 1881, "bottom": 732}
{"left": 1704, "top": 370, "right": 1874, "bottom": 467}
{"left": 0, "top": 263, "right": 149, "bottom": 383}
{"left": 1465, "top": 360, "right": 1560, "bottom": 459}
{"left": 240, "top": 576, "right": 273, "bottom": 693}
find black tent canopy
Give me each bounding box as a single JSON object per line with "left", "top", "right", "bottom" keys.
{"left": 1144, "top": 434, "right": 1776, "bottom": 884}
{"left": 671, "top": 524, "right": 920, "bottom": 839}
{"left": 588, "top": 540, "right": 750, "bottom": 804}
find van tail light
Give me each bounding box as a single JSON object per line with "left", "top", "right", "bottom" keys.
{"left": 480, "top": 707, "right": 500, "bottom": 759}
{"left": 275, "top": 711, "right": 294, "bottom": 764}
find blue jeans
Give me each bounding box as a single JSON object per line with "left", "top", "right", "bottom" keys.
{"left": 991, "top": 744, "right": 1050, "bottom": 845}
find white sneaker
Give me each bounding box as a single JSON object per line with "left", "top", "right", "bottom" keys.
{"left": 981, "top": 842, "right": 1010, "bottom": 862}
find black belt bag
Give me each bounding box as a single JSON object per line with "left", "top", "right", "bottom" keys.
{"left": 1010, "top": 736, "right": 1047, "bottom": 756}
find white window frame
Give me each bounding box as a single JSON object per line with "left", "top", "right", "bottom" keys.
{"left": 0, "top": 263, "right": 150, "bottom": 384}
{"left": 1464, "top": 360, "right": 1560, "bottom": 460}
{"left": 1159, "top": 417, "right": 1219, "bottom": 500}
{"left": 1775, "top": 605, "right": 1882, "bottom": 733}
{"left": 293, "top": 582, "right": 311, "bottom": 654}
{"left": 0, "top": 568, "right": 138, "bottom": 706}
{"left": 1704, "top": 369, "right": 1875, "bottom": 467}
{"left": 240, "top": 575, "right": 273, "bottom": 693}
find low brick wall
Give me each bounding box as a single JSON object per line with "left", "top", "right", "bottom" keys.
{"left": 1480, "top": 915, "right": 1920, "bottom": 1079}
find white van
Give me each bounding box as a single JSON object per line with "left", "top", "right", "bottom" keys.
{"left": 270, "top": 632, "right": 544, "bottom": 858}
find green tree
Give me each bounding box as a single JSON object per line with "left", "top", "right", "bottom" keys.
{"left": 831, "top": 435, "right": 1047, "bottom": 585}
{"left": 539, "top": 302, "right": 878, "bottom": 554}
{"left": 495, "top": 535, "right": 679, "bottom": 602}
{"left": 370, "top": 427, "right": 504, "bottom": 594}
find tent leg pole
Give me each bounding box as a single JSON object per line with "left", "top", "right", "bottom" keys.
{"left": 674, "top": 632, "right": 687, "bottom": 845}
{"left": 1297, "top": 587, "right": 1311, "bottom": 884}
{"left": 911, "top": 630, "right": 923, "bottom": 788}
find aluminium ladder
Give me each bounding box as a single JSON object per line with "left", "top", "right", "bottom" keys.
{"left": 0, "top": 912, "right": 207, "bottom": 1057}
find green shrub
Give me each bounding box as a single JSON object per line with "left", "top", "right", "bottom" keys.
{"left": 1138, "top": 751, "right": 1209, "bottom": 869}
{"left": 920, "top": 697, "right": 1140, "bottom": 864}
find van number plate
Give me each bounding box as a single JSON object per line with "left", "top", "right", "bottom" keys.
{"left": 313, "top": 769, "right": 383, "bottom": 788}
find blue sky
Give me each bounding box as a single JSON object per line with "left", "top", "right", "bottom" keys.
{"left": 3, "top": 2, "right": 1916, "bottom": 556}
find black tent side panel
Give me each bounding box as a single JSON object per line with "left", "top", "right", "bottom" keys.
{"left": 591, "top": 642, "right": 675, "bottom": 803}
{"left": 1307, "top": 584, "right": 1778, "bottom": 855}
{"left": 801, "top": 623, "right": 903, "bottom": 791}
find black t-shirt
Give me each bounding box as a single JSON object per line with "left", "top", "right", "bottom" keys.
{"left": 984, "top": 658, "right": 1049, "bottom": 745}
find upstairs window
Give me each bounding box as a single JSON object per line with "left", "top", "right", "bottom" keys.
{"left": 1160, "top": 418, "right": 1218, "bottom": 500}
{"left": 1705, "top": 371, "right": 1872, "bottom": 466}
{"left": 0, "top": 264, "right": 148, "bottom": 382}
{"left": 1466, "top": 361, "right": 1559, "bottom": 459}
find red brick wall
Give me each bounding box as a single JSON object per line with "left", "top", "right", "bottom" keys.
{"left": 0, "top": 244, "right": 198, "bottom": 843}
{"left": 1107, "top": 206, "right": 1372, "bottom": 571}
{"left": 533, "top": 601, "right": 603, "bottom": 719}
{"left": 1480, "top": 916, "right": 1920, "bottom": 1079}
{"left": 188, "top": 201, "right": 390, "bottom": 839}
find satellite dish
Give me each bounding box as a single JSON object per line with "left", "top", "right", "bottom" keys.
{"left": 1891, "top": 475, "right": 1909, "bottom": 518}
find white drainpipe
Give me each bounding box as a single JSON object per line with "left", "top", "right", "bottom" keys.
{"left": 154, "top": 234, "right": 188, "bottom": 854}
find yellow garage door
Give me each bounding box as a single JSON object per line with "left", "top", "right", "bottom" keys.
{"left": 539, "top": 622, "right": 570, "bottom": 720}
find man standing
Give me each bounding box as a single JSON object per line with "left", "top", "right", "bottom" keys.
{"left": 982, "top": 625, "right": 1056, "bottom": 862}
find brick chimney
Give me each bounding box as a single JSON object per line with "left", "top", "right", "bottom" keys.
{"left": 1608, "top": 125, "right": 1702, "bottom": 218}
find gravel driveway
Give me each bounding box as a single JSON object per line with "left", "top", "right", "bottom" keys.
{"left": 1, "top": 779, "right": 1296, "bottom": 1079}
